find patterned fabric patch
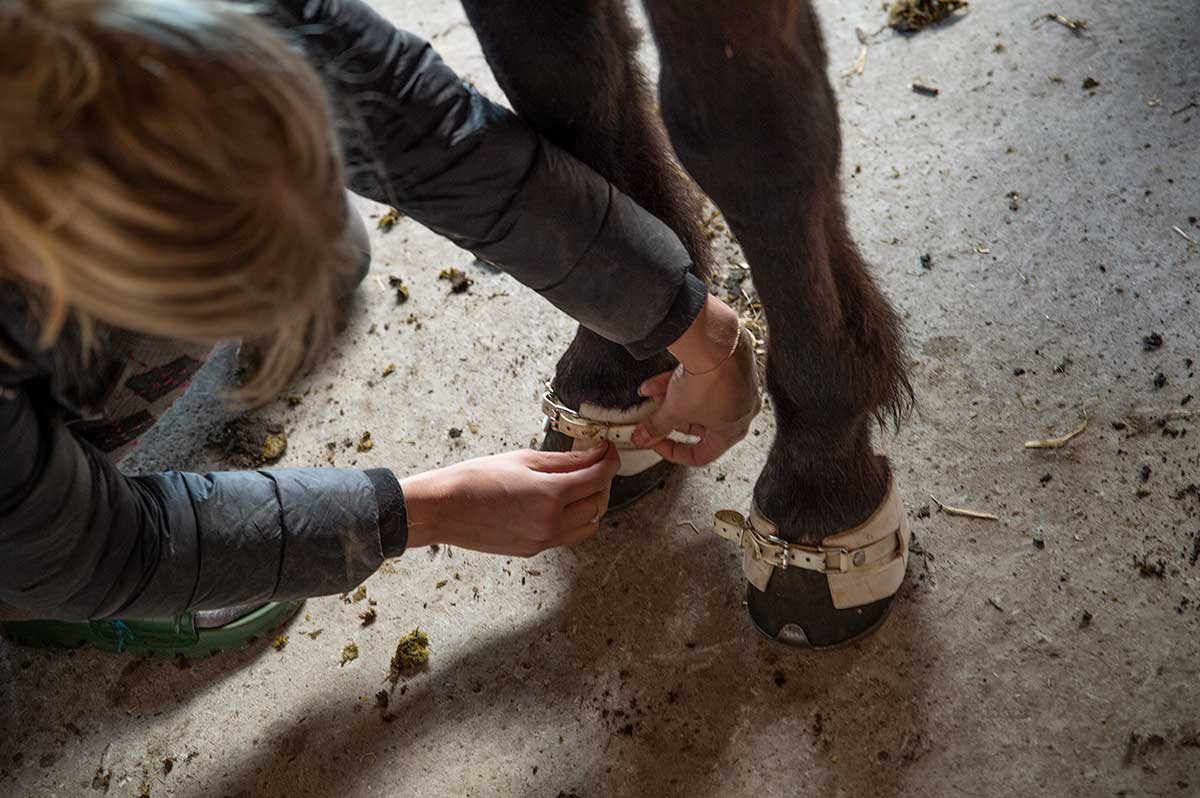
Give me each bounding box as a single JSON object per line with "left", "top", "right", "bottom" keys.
{"left": 70, "top": 332, "right": 214, "bottom": 463}
{"left": 73, "top": 410, "right": 156, "bottom": 454}
{"left": 123, "top": 355, "right": 205, "bottom": 403}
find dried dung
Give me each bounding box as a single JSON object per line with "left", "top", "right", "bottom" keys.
{"left": 388, "top": 628, "right": 430, "bottom": 684}
{"left": 887, "top": 0, "right": 967, "bottom": 32}
{"left": 207, "top": 417, "right": 287, "bottom": 468}
{"left": 438, "top": 268, "right": 473, "bottom": 293}
{"left": 377, "top": 208, "right": 403, "bottom": 232}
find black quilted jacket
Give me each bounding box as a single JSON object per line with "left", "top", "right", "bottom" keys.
{"left": 0, "top": 0, "right": 703, "bottom": 620}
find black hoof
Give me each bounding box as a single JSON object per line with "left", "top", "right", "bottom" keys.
{"left": 746, "top": 566, "right": 901, "bottom": 649}
{"left": 541, "top": 429, "right": 675, "bottom": 514}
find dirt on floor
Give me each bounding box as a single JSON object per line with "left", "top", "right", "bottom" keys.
{"left": 2, "top": 1, "right": 1198, "bottom": 797}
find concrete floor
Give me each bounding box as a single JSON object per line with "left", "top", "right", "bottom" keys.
{"left": 3, "top": 0, "right": 1199, "bottom": 796}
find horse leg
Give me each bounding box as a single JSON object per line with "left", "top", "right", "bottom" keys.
{"left": 642, "top": 0, "right": 913, "bottom": 647}
{"left": 460, "top": 0, "right": 714, "bottom": 507}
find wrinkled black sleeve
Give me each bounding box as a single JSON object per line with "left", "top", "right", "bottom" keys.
{"left": 267, "top": 0, "right": 706, "bottom": 356}
{"left": 0, "top": 381, "right": 405, "bottom": 620}
{"left": 0, "top": 0, "right": 707, "bottom": 622}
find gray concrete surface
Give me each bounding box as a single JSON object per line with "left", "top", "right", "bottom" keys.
{"left": 2, "top": 0, "right": 1198, "bottom": 795}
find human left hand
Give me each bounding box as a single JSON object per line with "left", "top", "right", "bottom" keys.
{"left": 631, "top": 296, "right": 761, "bottom": 465}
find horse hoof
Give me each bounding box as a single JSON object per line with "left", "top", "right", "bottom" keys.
{"left": 745, "top": 568, "right": 901, "bottom": 649}
{"left": 712, "top": 476, "right": 909, "bottom": 649}
{"left": 540, "top": 428, "right": 675, "bottom": 513}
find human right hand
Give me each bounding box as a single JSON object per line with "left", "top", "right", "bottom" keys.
{"left": 400, "top": 443, "right": 621, "bottom": 557}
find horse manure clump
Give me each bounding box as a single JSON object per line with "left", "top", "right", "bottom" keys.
{"left": 887, "top": 0, "right": 967, "bottom": 32}
{"left": 341, "top": 642, "right": 360, "bottom": 666}
{"left": 207, "top": 416, "right": 287, "bottom": 467}
{"left": 356, "top": 431, "right": 374, "bottom": 453}
{"left": 260, "top": 431, "right": 287, "bottom": 461}
{"left": 388, "top": 275, "right": 410, "bottom": 304}
{"left": 388, "top": 628, "right": 430, "bottom": 684}
{"left": 377, "top": 208, "right": 403, "bottom": 232}
{"left": 438, "top": 268, "right": 474, "bottom": 293}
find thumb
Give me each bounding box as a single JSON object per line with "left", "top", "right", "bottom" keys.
{"left": 632, "top": 406, "right": 677, "bottom": 448}
{"left": 527, "top": 441, "right": 611, "bottom": 474}
{"left": 638, "top": 371, "right": 674, "bottom": 401}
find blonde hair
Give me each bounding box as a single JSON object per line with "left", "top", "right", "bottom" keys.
{"left": 0, "top": 0, "right": 353, "bottom": 402}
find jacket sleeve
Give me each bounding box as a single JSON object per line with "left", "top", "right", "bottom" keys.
{"left": 267, "top": 0, "right": 707, "bottom": 358}
{"left": 0, "top": 384, "right": 405, "bottom": 621}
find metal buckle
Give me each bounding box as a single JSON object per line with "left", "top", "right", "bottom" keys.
{"left": 717, "top": 511, "right": 856, "bottom": 575}
{"left": 541, "top": 388, "right": 611, "bottom": 442}
{"left": 746, "top": 524, "right": 794, "bottom": 570}
{"left": 542, "top": 387, "right": 700, "bottom": 448}
{"left": 540, "top": 388, "right": 573, "bottom": 427}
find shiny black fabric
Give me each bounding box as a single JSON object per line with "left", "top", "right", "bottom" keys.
{"left": 264, "top": 0, "right": 703, "bottom": 353}
{"left": 0, "top": 0, "right": 700, "bottom": 620}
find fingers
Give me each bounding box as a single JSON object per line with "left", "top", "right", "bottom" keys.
{"left": 633, "top": 412, "right": 707, "bottom": 448}
{"left": 526, "top": 486, "right": 610, "bottom": 556}
{"left": 632, "top": 370, "right": 680, "bottom": 445}
{"left": 526, "top": 441, "right": 612, "bottom": 474}
{"left": 652, "top": 416, "right": 755, "bottom": 465}
{"left": 557, "top": 522, "right": 603, "bottom": 547}
{"left": 638, "top": 371, "right": 673, "bottom": 402}
{"left": 643, "top": 389, "right": 668, "bottom": 406}
{"left": 556, "top": 442, "right": 621, "bottom": 501}
{"left": 650, "top": 438, "right": 702, "bottom": 466}
{"left": 651, "top": 434, "right": 722, "bottom": 467}
{"left": 666, "top": 423, "right": 706, "bottom": 445}
{"left": 632, "top": 406, "right": 678, "bottom": 448}
{"left": 562, "top": 488, "right": 609, "bottom": 528}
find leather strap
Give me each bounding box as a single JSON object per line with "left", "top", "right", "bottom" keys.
{"left": 715, "top": 511, "right": 897, "bottom": 573}
{"left": 541, "top": 390, "right": 701, "bottom": 447}
{"left": 713, "top": 478, "right": 909, "bottom": 607}
{"left": 542, "top": 392, "right": 639, "bottom": 445}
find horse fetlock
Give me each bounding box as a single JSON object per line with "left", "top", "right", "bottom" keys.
{"left": 539, "top": 384, "right": 678, "bottom": 513}
{"left": 541, "top": 393, "right": 666, "bottom": 478}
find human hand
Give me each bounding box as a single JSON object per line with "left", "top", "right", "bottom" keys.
{"left": 400, "top": 443, "right": 621, "bottom": 557}
{"left": 631, "top": 295, "right": 761, "bottom": 465}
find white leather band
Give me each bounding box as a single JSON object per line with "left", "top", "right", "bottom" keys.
{"left": 540, "top": 390, "right": 700, "bottom": 477}
{"left": 713, "top": 479, "right": 909, "bottom": 608}
{"left": 542, "top": 393, "right": 640, "bottom": 445}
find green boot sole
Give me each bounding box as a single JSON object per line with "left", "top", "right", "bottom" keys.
{"left": 0, "top": 600, "right": 303, "bottom": 660}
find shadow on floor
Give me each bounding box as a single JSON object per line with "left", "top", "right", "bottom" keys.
{"left": 169, "top": 475, "right": 940, "bottom": 797}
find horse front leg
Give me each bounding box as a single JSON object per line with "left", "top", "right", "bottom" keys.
{"left": 461, "top": 0, "right": 714, "bottom": 508}
{"left": 643, "top": 0, "right": 914, "bottom": 647}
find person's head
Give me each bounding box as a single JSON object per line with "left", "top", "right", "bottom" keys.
{"left": 0, "top": 0, "right": 354, "bottom": 402}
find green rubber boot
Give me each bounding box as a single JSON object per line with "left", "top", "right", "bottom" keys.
{"left": 0, "top": 600, "right": 303, "bottom": 660}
